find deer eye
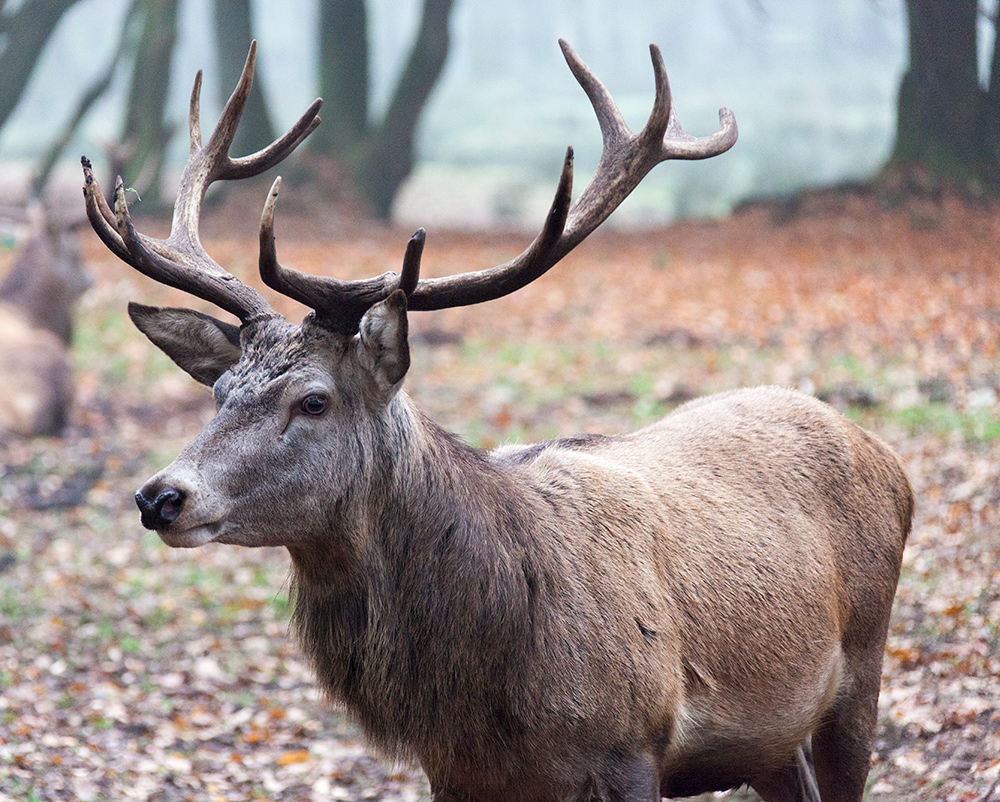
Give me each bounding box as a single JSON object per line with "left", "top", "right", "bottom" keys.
{"left": 299, "top": 394, "right": 329, "bottom": 417}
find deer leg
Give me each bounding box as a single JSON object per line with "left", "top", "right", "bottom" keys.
{"left": 809, "top": 664, "right": 882, "bottom": 802}
{"left": 580, "top": 751, "right": 660, "bottom": 802}
{"left": 749, "top": 742, "right": 823, "bottom": 802}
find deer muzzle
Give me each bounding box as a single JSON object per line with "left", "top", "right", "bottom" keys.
{"left": 135, "top": 486, "right": 187, "bottom": 530}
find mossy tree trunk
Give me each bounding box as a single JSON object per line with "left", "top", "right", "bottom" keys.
{"left": 314, "top": 0, "right": 455, "bottom": 220}
{"left": 883, "top": 0, "right": 1000, "bottom": 196}
{"left": 213, "top": 0, "right": 275, "bottom": 156}
{"left": 117, "top": 0, "right": 180, "bottom": 208}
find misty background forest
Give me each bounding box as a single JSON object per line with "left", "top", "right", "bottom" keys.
{"left": 1, "top": 0, "right": 910, "bottom": 225}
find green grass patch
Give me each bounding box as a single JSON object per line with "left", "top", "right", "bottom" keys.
{"left": 268, "top": 595, "right": 292, "bottom": 619}
{"left": 0, "top": 586, "right": 43, "bottom": 624}
{"left": 827, "top": 352, "right": 871, "bottom": 384}
{"left": 895, "top": 403, "right": 1000, "bottom": 443}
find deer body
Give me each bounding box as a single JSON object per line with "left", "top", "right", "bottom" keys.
{"left": 288, "top": 380, "right": 910, "bottom": 802}
{"left": 0, "top": 309, "right": 73, "bottom": 437}
{"left": 83, "top": 41, "right": 912, "bottom": 801}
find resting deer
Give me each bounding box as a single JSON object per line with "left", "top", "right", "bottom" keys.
{"left": 0, "top": 201, "right": 90, "bottom": 436}
{"left": 82, "top": 41, "right": 912, "bottom": 802}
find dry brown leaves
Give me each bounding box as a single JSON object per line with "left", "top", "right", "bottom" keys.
{"left": 2, "top": 194, "right": 999, "bottom": 800}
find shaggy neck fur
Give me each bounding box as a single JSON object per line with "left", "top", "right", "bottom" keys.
{"left": 287, "top": 394, "right": 537, "bottom": 781}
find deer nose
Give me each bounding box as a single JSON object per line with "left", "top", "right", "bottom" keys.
{"left": 135, "top": 486, "right": 187, "bottom": 530}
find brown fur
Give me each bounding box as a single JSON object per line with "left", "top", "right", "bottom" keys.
{"left": 132, "top": 308, "right": 912, "bottom": 802}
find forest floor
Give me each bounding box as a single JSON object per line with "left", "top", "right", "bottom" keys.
{"left": 1, "top": 192, "right": 1000, "bottom": 801}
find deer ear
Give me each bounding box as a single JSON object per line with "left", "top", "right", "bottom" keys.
{"left": 128, "top": 302, "right": 242, "bottom": 386}
{"left": 356, "top": 290, "right": 410, "bottom": 395}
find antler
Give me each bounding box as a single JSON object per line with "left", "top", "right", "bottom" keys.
{"left": 82, "top": 41, "right": 321, "bottom": 324}
{"left": 408, "top": 40, "right": 737, "bottom": 309}
{"left": 259, "top": 39, "right": 736, "bottom": 330}
{"left": 258, "top": 177, "right": 425, "bottom": 333}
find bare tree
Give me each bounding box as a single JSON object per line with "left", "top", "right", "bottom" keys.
{"left": 32, "top": 0, "right": 143, "bottom": 196}
{"left": 313, "top": 0, "right": 456, "bottom": 219}
{"left": 882, "top": 0, "right": 1000, "bottom": 195}
{"left": 213, "top": 0, "right": 275, "bottom": 155}
{"left": 314, "top": 0, "right": 370, "bottom": 161}
{"left": 0, "top": 0, "right": 81, "bottom": 133}
{"left": 114, "top": 0, "right": 180, "bottom": 207}
{"left": 8, "top": 0, "right": 453, "bottom": 221}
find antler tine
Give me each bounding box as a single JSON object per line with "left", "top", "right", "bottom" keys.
{"left": 406, "top": 148, "right": 573, "bottom": 310}
{"left": 189, "top": 70, "right": 204, "bottom": 152}
{"left": 82, "top": 42, "right": 322, "bottom": 324}
{"left": 82, "top": 157, "right": 128, "bottom": 262}
{"left": 560, "top": 40, "right": 633, "bottom": 150}
{"left": 192, "top": 43, "right": 322, "bottom": 184}
{"left": 103, "top": 175, "right": 268, "bottom": 319}
{"left": 224, "top": 101, "right": 322, "bottom": 181}
{"left": 638, "top": 43, "right": 672, "bottom": 150}
{"left": 647, "top": 45, "right": 737, "bottom": 162}
{"left": 399, "top": 228, "right": 425, "bottom": 296}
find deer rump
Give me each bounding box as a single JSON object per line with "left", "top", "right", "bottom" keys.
{"left": 293, "top": 385, "right": 911, "bottom": 801}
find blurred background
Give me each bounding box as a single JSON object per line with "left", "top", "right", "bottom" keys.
{"left": 0, "top": 0, "right": 913, "bottom": 226}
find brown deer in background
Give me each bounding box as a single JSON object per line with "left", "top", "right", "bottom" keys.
{"left": 0, "top": 202, "right": 90, "bottom": 436}
{"left": 82, "top": 41, "right": 912, "bottom": 802}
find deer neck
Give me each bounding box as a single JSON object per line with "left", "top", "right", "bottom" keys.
{"left": 287, "top": 393, "right": 534, "bottom": 760}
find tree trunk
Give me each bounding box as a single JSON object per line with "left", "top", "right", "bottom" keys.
{"left": 315, "top": 0, "right": 370, "bottom": 158}
{"left": 312, "top": 0, "right": 454, "bottom": 220}
{"left": 32, "top": 0, "right": 143, "bottom": 196}
{"left": 213, "top": 0, "right": 275, "bottom": 156}
{"left": 0, "top": 0, "right": 81, "bottom": 132}
{"left": 983, "top": 7, "right": 1000, "bottom": 171}
{"left": 355, "top": 0, "right": 454, "bottom": 219}
{"left": 883, "top": 0, "right": 995, "bottom": 194}
{"left": 118, "top": 0, "right": 180, "bottom": 208}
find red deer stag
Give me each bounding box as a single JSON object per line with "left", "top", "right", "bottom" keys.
{"left": 82, "top": 41, "right": 912, "bottom": 802}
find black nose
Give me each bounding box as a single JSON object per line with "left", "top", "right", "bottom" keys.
{"left": 135, "top": 487, "right": 186, "bottom": 530}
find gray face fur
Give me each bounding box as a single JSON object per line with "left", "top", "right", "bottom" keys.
{"left": 133, "top": 290, "right": 411, "bottom": 550}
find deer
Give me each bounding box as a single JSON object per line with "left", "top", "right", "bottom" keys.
{"left": 81, "top": 41, "right": 912, "bottom": 802}
{"left": 0, "top": 200, "right": 90, "bottom": 436}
